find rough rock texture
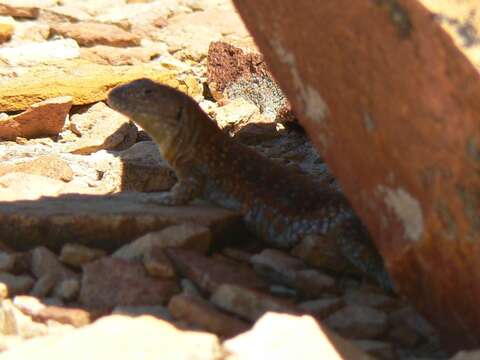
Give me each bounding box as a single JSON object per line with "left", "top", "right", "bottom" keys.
{"left": 232, "top": 0, "right": 480, "bottom": 350}
{"left": 0, "top": 96, "right": 71, "bottom": 140}
{"left": 0, "top": 195, "right": 244, "bottom": 251}
{"left": 0, "top": 60, "right": 193, "bottom": 112}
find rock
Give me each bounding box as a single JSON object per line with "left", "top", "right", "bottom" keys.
{"left": 31, "top": 306, "right": 91, "bottom": 328}
{"left": 52, "top": 278, "right": 80, "bottom": 301}
{"left": 210, "top": 284, "right": 295, "bottom": 322}
{"left": 59, "top": 243, "right": 106, "bottom": 267}
{"left": 113, "top": 224, "right": 212, "bottom": 261}
{"left": 451, "top": 350, "right": 480, "bottom": 360}
{"left": 0, "top": 315, "right": 222, "bottom": 359}
{"left": 298, "top": 297, "right": 344, "bottom": 319}
{"left": 65, "top": 102, "right": 137, "bottom": 154}
{"left": 0, "top": 252, "right": 15, "bottom": 272}
{"left": 0, "top": 283, "right": 7, "bottom": 300}
{"left": 50, "top": 22, "right": 141, "bottom": 47}
{"left": 30, "top": 246, "right": 78, "bottom": 298}
{"left": 165, "top": 248, "right": 266, "bottom": 294}
{"left": 79, "top": 45, "right": 160, "bottom": 66}
{"left": 231, "top": 0, "right": 480, "bottom": 349}
{"left": 0, "top": 194, "right": 244, "bottom": 251}
{"left": 0, "top": 173, "right": 68, "bottom": 201}
{"left": 112, "top": 305, "right": 172, "bottom": 321}
{"left": 324, "top": 305, "right": 388, "bottom": 339}
{"left": 224, "top": 312, "right": 374, "bottom": 360}
{"left": 12, "top": 296, "right": 45, "bottom": 316}
{"left": 387, "top": 324, "right": 421, "bottom": 347}
{"left": 0, "top": 273, "right": 34, "bottom": 296}
{"left": 388, "top": 306, "right": 436, "bottom": 340}
{"left": 0, "top": 0, "right": 56, "bottom": 19}
{"left": 0, "top": 39, "right": 80, "bottom": 66}
{"left": 0, "top": 299, "right": 48, "bottom": 338}
{"left": 0, "top": 96, "right": 71, "bottom": 140}
{"left": 353, "top": 340, "right": 395, "bottom": 360}
{"left": 168, "top": 294, "right": 249, "bottom": 338}
{"left": 0, "top": 155, "right": 74, "bottom": 182}
{"left": 0, "top": 22, "right": 12, "bottom": 43}
{"left": 294, "top": 269, "right": 336, "bottom": 298}
{"left": 79, "top": 257, "right": 179, "bottom": 308}
{"left": 0, "top": 335, "right": 23, "bottom": 352}
{"left": 0, "top": 59, "right": 188, "bottom": 112}
{"left": 343, "top": 287, "right": 397, "bottom": 311}
{"left": 143, "top": 247, "right": 176, "bottom": 278}
{"left": 207, "top": 41, "right": 293, "bottom": 122}
{"left": 212, "top": 97, "right": 261, "bottom": 131}
{"left": 39, "top": 5, "right": 93, "bottom": 23}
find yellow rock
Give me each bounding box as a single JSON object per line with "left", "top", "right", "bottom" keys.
{"left": 0, "top": 59, "right": 201, "bottom": 112}
{"left": 0, "top": 23, "right": 13, "bottom": 44}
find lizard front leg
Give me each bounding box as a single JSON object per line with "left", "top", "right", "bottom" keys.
{"left": 143, "top": 176, "right": 203, "bottom": 206}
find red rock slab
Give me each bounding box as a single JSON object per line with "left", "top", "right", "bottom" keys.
{"left": 0, "top": 96, "right": 71, "bottom": 140}
{"left": 165, "top": 248, "right": 267, "bottom": 294}
{"left": 80, "top": 257, "right": 179, "bottom": 309}
{"left": 0, "top": 194, "right": 245, "bottom": 251}
{"left": 232, "top": 0, "right": 480, "bottom": 350}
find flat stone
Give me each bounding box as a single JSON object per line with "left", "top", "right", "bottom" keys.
{"left": 324, "top": 305, "right": 388, "bottom": 339}
{"left": 112, "top": 305, "right": 172, "bottom": 321}
{"left": 298, "top": 297, "right": 344, "bottom": 319}
{"left": 0, "top": 155, "right": 73, "bottom": 182}
{"left": 31, "top": 306, "right": 91, "bottom": 328}
{"left": 294, "top": 269, "right": 336, "bottom": 297}
{"left": 165, "top": 248, "right": 266, "bottom": 294}
{"left": 143, "top": 247, "right": 176, "bottom": 278}
{"left": 0, "top": 96, "right": 71, "bottom": 140}
{"left": 0, "top": 59, "right": 188, "bottom": 112}
{"left": 0, "top": 173, "right": 69, "bottom": 201}
{"left": 12, "top": 296, "right": 45, "bottom": 316}
{"left": 0, "top": 0, "right": 56, "bottom": 19}
{"left": 59, "top": 243, "right": 106, "bottom": 268}
{"left": 50, "top": 22, "right": 141, "bottom": 47}
{"left": 213, "top": 98, "right": 261, "bottom": 131}
{"left": 0, "top": 299, "right": 48, "bottom": 338}
{"left": 224, "top": 312, "right": 374, "bottom": 360}
{"left": 39, "top": 5, "right": 93, "bottom": 23}
{"left": 343, "top": 288, "right": 397, "bottom": 311}
{"left": 210, "top": 284, "right": 295, "bottom": 322}
{"left": 250, "top": 248, "right": 304, "bottom": 284}
{"left": 113, "top": 224, "right": 212, "bottom": 262}
{"left": 0, "top": 315, "right": 222, "bottom": 359}
{"left": 0, "top": 39, "right": 80, "bottom": 66}
{"left": 0, "top": 194, "right": 244, "bottom": 251}
{"left": 79, "top": 257, "right": 179, "bottom": 309}
{"left": 65, "top": 101, "right": 137, "bottom": 155}
{"left": 168, "top": 294, "right": 249, "bottom": 338}
{"left": 0, "top": 273, "right": 34, "bottom": 296}
{"left": 80, "top": 45, "right": 160, "bottom": 66}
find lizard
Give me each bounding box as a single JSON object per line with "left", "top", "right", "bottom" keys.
{"left": 107, "top": 78, "right": 393, "bottom": 291}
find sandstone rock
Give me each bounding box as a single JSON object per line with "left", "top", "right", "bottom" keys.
{"left": 0, "top": 173, "right": 68, "bottom": 201}
{"left": 168, "top": 293, "right": 249, "bottom": 338}
{"left": 13, "top": 296, "right": 46, "bottom": 316}
{"left": 324, "top": 305, "right": 388, "bottom": 339}
{"left": 0, "top": 39, "right": 79, "bottom": 66}
{"left": 0, "top": 0, "right": 56, "bottom": 19}
{"left": 0, "top": 96, "right": 71, "bottom": 140}
{"left": 66, "top": 101, "right": 137, "bottom": 154}
{"left": 210, "top": 284, "right": 295, "bottom": 322}
{"left": 0, "top": 59, "right": 186, "bottom": 112}
{"left": 298, "top": 297, "right": 344, "bottom": 319}
{"left": 0, "top": 22, "right": 12, "bottom": 43}
{"left": 113, "top": 224, "right": 212, "bottom": 261}
{"left": 294, "top": 269, "right": 337, "bottom": 298}
{"left": 0, "top": 194, "right": 244, "bottom": 251}
{"left": 231, "top": 0, "right": 480, "bottom": 349}
{"left": 165, "top": 248, "right": 266, "bottom": 294}
{"left": 31, "top": 306, "right": 91, "bottom": 328}
{"left": 224, "top": 312, "right": 374, "bottom": 360}
{"left": 59, "top": 243, "right": 106, "bottom": 267}
{"left": 79, "top": 45, "right": 160, "bottom": 65}
{"left": 39, "top": 5, "right": 93, "bottom": 23}
{"left": 343, "top": 287, "right": 397, "bottom": 311}
{"left": 0, "top": 273, "right": 34, "bottom": 296}
{"left": 0, "top": 283, "right": 7, "bottom": 300}
{"left": 212, "top": 97, "right": 261, "bottom": 131}
{"left": 80, "top": 257, "right": 179, "bottom": 308}
{"left": 50, "top": 22, "right": 141, "bottom": 47}
{"left": 0, "top": 299, "right": 48, "bottom": 338}
{"left": 207, "top": 41, "right": 293, "bottom": 122}
{"left": 0, "top": 315, "right": 223, "bottom": 359}
{"left": 250, "top": 248, "right": 304, "bottom": 284}
{"left": 0, "top": 155, "right": 74, "bottom": 182}
{"left": 143, "top": 246, "right": 176, "bottom": 278}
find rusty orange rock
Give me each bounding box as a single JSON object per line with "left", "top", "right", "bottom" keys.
{"left": 233, "top": 0, "right": 480, "bottom": 350}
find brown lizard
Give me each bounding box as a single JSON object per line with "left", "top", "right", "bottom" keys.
{"left": 107, "top": 78, "right": 393, "bottom": 291}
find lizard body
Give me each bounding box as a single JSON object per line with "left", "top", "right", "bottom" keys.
{"left": 107, "top": 78, "right": 392, "bottom": 290}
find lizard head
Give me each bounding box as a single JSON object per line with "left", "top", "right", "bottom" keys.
{"left": 107, "top": 78, "right": 192, "bottom": 136}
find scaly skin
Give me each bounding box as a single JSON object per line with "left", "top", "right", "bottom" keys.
{"left": 107, "top": 78, "right": 392, "bottom": 290}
